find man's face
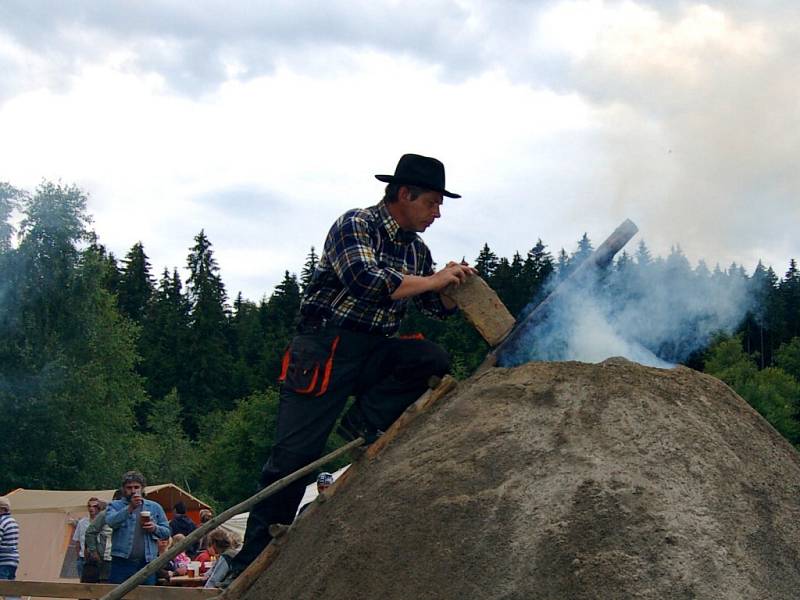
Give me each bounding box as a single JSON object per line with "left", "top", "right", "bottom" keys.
{"left": 123, "top": 481, "right": 143, "bottom": 499}
{"left": 317, "top": 483, "right": 330, "bottom": 494}
{"left": 397, "top": 188, "right": 443, "bottom": 232}
{"left": 87, "top": 502, "right": 100, "bottom": 518}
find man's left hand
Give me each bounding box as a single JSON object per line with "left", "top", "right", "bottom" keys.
{"left": 142, "top": 520, "right": 156, "bottom": 533}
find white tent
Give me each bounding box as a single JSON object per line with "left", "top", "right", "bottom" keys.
{"left": 219, "top": 465, "right": 350, "bottom": 541}
{"left": 7, "top": 484, "right": 210, "bottom": 582}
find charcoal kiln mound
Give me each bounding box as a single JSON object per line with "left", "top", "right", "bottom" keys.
{"left": 244, "top": 358, "right": 800, "bottom": 600}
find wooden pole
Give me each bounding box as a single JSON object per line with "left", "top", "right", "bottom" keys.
{"left": 99, "top": 437, "right": 364, "bottom": 600}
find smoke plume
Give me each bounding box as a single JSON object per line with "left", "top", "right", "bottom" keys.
{"left": 499, "top": 249, "right": 753, "bottom": 369}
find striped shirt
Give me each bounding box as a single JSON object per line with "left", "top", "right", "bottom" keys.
{"left": 0, "top": 513, "right": 20, "bottom": 567}
{"left": 301, "top": 201, "right": 455, "bottom": 335}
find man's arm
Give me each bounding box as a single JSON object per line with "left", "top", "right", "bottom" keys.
{"left": 105, "top": 502, "right": 128, "bottom": 528}
{"left": 84, "top": 513, "right": 104, "bottom": 557}
{"left": 327, "top": 214, "right": 405, "bottom": 302}
{"left": 150, "top": 504, "right": 171, "bottom": 540}
{"left": 390, "top": 263, "right": 475, "bottom": 301}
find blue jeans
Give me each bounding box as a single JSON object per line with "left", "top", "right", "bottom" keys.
{"left": 76, "top": 557, "right": 85, "bottom": 578}
{"left": 109, "top": 558, "right": 156, "bottom": 586}
{"left": 0, "top": 564, "right": 20, "bottom": 600}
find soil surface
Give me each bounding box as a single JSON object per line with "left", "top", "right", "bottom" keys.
{"left": 243, "top": 358, "right": 800, "bottom": 600}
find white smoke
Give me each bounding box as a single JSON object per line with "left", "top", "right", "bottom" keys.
{"left": 499, "top": 248, "right": 753, "bottom": 369}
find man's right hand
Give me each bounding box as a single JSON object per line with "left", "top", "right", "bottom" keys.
{"left": 128, "top": 494, "right": 143, "bottom": 512}
{"left": 429, "top": 262, "right": 476, "bottom": 291}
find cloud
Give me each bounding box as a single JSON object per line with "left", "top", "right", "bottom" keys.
{"left": 1, "top": 0, "right": 798, "bottom": 299}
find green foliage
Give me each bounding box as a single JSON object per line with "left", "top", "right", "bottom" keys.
{"left": 194, "top": 389, "right": 281, "bottom": 508}
{"left": 0, "top": 182, "right": 24, "bottom": 252}
{"left": 775, "top": 337, "right": 800, "bottom": 381}
{"left": 704, "top": 336, "right": 800, "bottom": 444}
{"left": 118, "top": 242, "right": 154, "bottom": 324}
{"left": 0, "top": 182, "right": 148, "bottom": 491}
{"left": 183, "top": 230, "right": 234, "bottom": 435}
{"left": 131, "top": 389, "right": 198, "bottom": 490}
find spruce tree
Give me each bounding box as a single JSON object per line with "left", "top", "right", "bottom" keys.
{"left": 0, "top": 182, "right": 23, "bottom": 252}
{"left": 300, "top": 246, "right": 319, "bottom": 294}
{"left": 183, "top": 230, "right": 234, "bottom": 435}
{"left": 635, "top": 240, "right": 652, "bottom": 266}
{"left": 140, "top": 268, "right": 190, "bottom": 407}
{"left": 118, "top": 242, "right": 154, "bottom": 324}
{"left": 475, "top": 243, "right": 499, "bottom": 280}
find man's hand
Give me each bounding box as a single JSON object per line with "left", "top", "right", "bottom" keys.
{"left": 128, "top": 493, "right": 143, "bottom": 513}
{"left": 142, "top": 520, "right": 156, "bottom": 533}
{"left": 429, "top": 261, "right": 476, "bottom": 291}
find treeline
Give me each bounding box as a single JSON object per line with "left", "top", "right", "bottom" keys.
{"left": 1, "top": 182, "right": 798, "bottom": 509}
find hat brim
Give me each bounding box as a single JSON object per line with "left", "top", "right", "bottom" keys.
{"left": 375, "top": 175, "right": 461, "bottom": 199}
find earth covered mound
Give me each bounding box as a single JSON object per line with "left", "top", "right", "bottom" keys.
{"left": 244, "top": 358, "right": 800, "bottom": 600}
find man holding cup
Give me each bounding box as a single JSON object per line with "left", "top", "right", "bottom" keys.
{"left": 106, "top": 471, "right": 170, "bottom": 585}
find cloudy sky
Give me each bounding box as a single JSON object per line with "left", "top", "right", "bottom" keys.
{"left": 1, "top": 1, "right": 798, "bottom": 301}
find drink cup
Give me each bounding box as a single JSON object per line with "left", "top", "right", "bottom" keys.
{"left": 140, "top": 510, "right": 151, "bottom": 525}
{"left": 188, "top": 561, "right": 200, "bottom": 577}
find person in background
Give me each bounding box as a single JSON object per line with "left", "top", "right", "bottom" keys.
{"left": 155, "top": 536, "right": 188, "bottom": 585}
{"left": 84, "top": 491, "right": 122, "bottom": 583}
{"left": 106, "top": 471, "right": 170, "bottom": 585}
{"left": 203, "top": 530, "right": 239, "bottom": 589}
{"left": 169, "top": 502, "right": 197, "bottom": 556}
{"left": 170, "top": 534, "right": 191, "bottom": 574}
{"left": 297, "top": 472, "right": 335, "bottom": 516}
{"left": 0, "top": 496, "right": 20, "bottom": 600}
{"left": 73, "top": 497, "right": 100, "bottom": 579}
{"left": 194, "top": 509, "right": 214, "bottom": 558}
{"left": 195, "top": 529, "right": 231, "bottom": 575}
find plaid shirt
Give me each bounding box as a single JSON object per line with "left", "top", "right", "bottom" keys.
{"left": 300, "top": 201, "right": 455, "bottom": 335}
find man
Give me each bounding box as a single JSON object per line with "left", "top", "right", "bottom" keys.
{"left": 169, "top": 501, "right": 197, "bottom": 556}
{"left": 72, "top": 497, "right": 100, "bottom": 579}
{"left": 105, "top": 471, "right": 171, "bottom": 585}
{"left": 0, "top": 496, "right": 20, "bottom": 600}
{"left": 229, "top": 153, "right": 474, "bottom": 577}
{"left": 297, "top": 472, "right": 335, "bottom": 516}
{"left": 84, "top": 492, "right": 121, "bottom": 583}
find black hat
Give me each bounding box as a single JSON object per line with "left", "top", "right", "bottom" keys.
{"left": 375, "top": 154, "right": 461, "bottom": 198}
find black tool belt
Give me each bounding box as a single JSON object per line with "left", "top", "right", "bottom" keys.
{"left": 297, "top": 315, "right": 330, "bottom": 334}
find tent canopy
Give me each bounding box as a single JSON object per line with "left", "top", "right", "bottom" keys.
{"left": 6, "top": 484, "right": 211, "bottom": 583}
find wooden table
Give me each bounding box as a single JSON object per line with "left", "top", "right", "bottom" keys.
{"left": 168, "top": 575, "right": 206, "bottom": 588}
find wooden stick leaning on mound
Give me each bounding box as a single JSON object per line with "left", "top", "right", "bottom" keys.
{"left": 98, "top": 438, "right": 365, "bottom": 600}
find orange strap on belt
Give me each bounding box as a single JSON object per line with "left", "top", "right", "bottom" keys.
{"left": 278, "top": 347, "right": 291, "bottom": 382}
{"left": 399, "top": 332, "right": 425, "bottom": 340}
{"left": 315, "top": 336, "right": 341, "bottom": 397}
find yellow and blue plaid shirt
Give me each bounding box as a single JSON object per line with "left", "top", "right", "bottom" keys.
{"left": 300, "top": 201, "right": 455, "bottom": 335}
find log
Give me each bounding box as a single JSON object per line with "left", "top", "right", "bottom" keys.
{"left": 478, "top": 218, "right": 638, "bottom": 373}
{"left": 442, "top": 276, "right": 515, "bottom": 347}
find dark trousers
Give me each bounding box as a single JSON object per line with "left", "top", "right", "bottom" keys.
{"left": 109, "top": 557, "right": 156, "bottom": 586}
{"left": 231, "top": 326, "right": 450, "bottom": 572}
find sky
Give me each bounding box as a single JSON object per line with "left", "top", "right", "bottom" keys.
{"left": 1, "top": 1, "right": 798, "bottom": 302}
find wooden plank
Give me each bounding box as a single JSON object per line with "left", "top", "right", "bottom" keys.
{"left": 366, "top": 375, "right": 458, "bottom": 459}
{"left": 0, "top": 581, "right": 218, "bottom": 600}
{"left": 221, "top": 375, "right": 459, "bottom": 600}
{"left": 442, "top": 276, "right": 515, "bottom": 346}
